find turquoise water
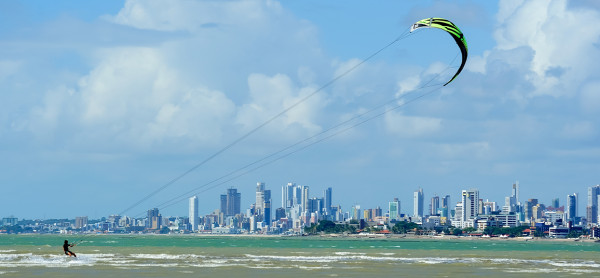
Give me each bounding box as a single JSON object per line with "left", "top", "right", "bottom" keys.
{"left": 1, "top": 235, "right": 599, "bottom": 277}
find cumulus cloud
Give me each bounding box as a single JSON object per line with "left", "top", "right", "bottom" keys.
{"left": 235, "top": 73, "right": 325, "bottom": 141}
{"left": 23, "top": 0, "right": 334, "bottom": 153}
{"left": 491, "top": 0, "right": 600, "bottom": 97}
{"left": 108, "top": 0, "right": 284, "bottom": 33}
{"left": 28, "top": 46, "right": 237, "bottom": 150}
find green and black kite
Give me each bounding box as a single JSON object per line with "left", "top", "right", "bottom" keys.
{"left": 410, "top": 18, "right": 468, "bottom": 86}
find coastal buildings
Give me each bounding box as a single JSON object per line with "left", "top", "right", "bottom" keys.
{"left": 3, "top": 181, "right": 599, "bottom": 238}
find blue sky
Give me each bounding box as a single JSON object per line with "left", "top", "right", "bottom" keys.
{"left": 1, "top": 0, "right": 599, "bottom": 219}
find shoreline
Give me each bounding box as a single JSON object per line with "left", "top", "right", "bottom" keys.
{"left": 4, "top": 232, "right": 598, "bottom": 243}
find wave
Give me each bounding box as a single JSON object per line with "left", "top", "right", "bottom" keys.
{"left": 1, "top": 251, "right": 599, "bottom": 275}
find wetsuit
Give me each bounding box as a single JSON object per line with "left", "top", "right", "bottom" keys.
{"left": 63, "top": 242, "right": 76, "bottom": 257}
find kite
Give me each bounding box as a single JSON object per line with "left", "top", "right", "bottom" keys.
{"left": 410, "top": 18, "right": 468, "bottom": 86}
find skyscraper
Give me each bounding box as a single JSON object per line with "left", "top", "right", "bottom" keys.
{"left": 282, "top": 182, "right": 295, "bottom": 208}
{"left": 430, "top": 195, "right": 439, "bottom": 216}
{"left": 524, "top": 198, "right": 538, "bottom": 222}
{"left": 442, "top": 195, "right": 451, "bottom": 209}
{"left": 461, "top": 189, "right": 479, "bottom": 221}
{"left": 256, "top": 182, "right": 266, "bottom": 213}
{"left": 512, "top": 182, "right": 519, "bottom": 205}
{"left": 75, "top": 216, "right": 88, "bottom": 229}
{"left": 147, "top": 208, "right": 161, "bottom": 229}
{"left": 587, "top": 185, "right": 600, "bottom": 226}
{"left": 302, "top": 186, "right": 310, "bottom": 212}
{"left": 221, "top": 188, "right": 241, "bottom": 216}
{"left": 414, "top": 188, "right": 424, "bottom": 218}
{"left": 566, "top": 193, "right": 578, "bottom": 223}
{"left": 324, "top": 187, "right": 332, "bottom": 215}
{"left": 307, "top": 197, "right": 324, "bottom": 215}
{"left": 504, "top": 182, "right": 519, "bottom": 213}
{"left": 189, "top": 196, "right": 198, "bottom": 231}
{"left": 389, "top": 198, "right": 400, "bottom": 221}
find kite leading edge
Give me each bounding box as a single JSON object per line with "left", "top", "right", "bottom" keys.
{"left": 410, "top": 18, "right": 468, "bottom": 86}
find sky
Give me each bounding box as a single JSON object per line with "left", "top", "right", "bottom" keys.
{"left": 1, "top": 0, "right": 599, "bottom": 220}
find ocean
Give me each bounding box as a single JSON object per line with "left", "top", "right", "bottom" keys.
{"left": 1, "top": 234, "right": 599, "bottom": 277}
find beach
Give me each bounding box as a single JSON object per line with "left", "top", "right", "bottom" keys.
{"left": 1, "top": 234, "right": 599, "bottom": 277}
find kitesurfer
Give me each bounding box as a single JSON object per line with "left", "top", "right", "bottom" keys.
{"left": 63, "top": 240, "right": 76, "bottom": 257}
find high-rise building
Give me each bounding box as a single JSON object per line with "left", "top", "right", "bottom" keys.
{"left": 504, "top": 182, "right": 519, "bottom": 213}
{"left": 587, "top": 185, "right": 600, "bottom": 226}
{"left": 532, "top": 204, "right": 545, "bottom": 221}
{"left": 147, "top": 208, "right": 161, "bottom": 229}
{"left": 302, "top": 186, "right": 310, "bottom": 212}
{"left": 351, "top": 205, "right": 361, "bottom": 220}
{"left": 389, "top": 198, "right": 400, "bottom": 221}
{"left": 254, "top": 182, "right": 272, "bottom": 223}
{"left": 566, "top": 193, "right": 578, "bottom": 223}
{"left": 256, "top": 182, "right": 266, "bottom": 212}
{"left": 221, "top": 188, "right": 241, "bottom": 216}
{"left": 414, "top": 188, "right": 424, "bottom": 218}
{"left": 75, "top": 216, "right": 88, "bottom": 229}
{"left": 189, "top": 196, "right": 199, "bottom": 231}
{"left": 552, "top": 198, "right": 560, "bottom": 208}
{"left": 275, "top": 207, "right": 286, "bottom": 221}
{"left": 512, "top": 182, "right": 519, "bottom": 205}
{"left": 461, "top": 189, "right": 479, "bottom": 221}
{"left": 282, "top": 182, "right": 295, "bottom": 208}
{"left": 147, "top": 208, "right": 160, "bottom": 228}
{"left": 307, "top": 197, "right": 324, "bottom": 215}
{"left": 524, "top": 199, "right": 538, "bottom": 222}
{"left": 430, "top": 195, "right": 439, "bottom": 216}
{"left": 442, "top": 195, "right": 451, "bottom": 209}
{"left": 263, "top": 200, "right": 271, "bottom": 225}
{"left": 324, "top": 187, "right": 332, "bottom": 215}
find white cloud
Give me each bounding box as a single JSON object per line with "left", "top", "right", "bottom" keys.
{"left": 107, "top": 0, "right": 284, "bottom": 32}
{"left": 28, "top": 86, "right": 75, "bottom": 137}
{"left": 23, "top": 0, "right": 332, "bottom": 152}
{"left": 492, "top": 0, "right": 600, "bottom": 97}
{"left": 235, "top": 73, "right": 325, "bottom": 141}
{"left": 28, "top": 46, "right": 236, "bottom": 150}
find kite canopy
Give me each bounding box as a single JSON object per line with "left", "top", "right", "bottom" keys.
{"left": 410, "top": 18, "right": 468, "bottom": 86}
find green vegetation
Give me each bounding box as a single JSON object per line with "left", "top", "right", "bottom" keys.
{"left": 567, "top": 230, "right": 583, "bottom": 238}
{"left": 462, "top": 227, "right": 477, "bottom": 234}
{"left": 483, "top": 225, "right": 529, "bottom": 237}
{"left": 391, "top": 221, "right": 419, "bottom": 234}
{"left": 304, "top": 220, "right": 357, "bottom": 234}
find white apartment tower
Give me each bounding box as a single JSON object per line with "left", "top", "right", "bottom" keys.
{"left": 189, "top": 196, "right": 199, "bottom": 231}
{"left": 461, "top": 189, "right": 479, "bottom": 221}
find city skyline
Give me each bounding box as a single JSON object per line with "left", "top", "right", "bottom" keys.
{"left": 3, "top": 180, "right": 596, "bottom": 223}
{"left": 1, "top": 1, "right": 599, "bottom": 219}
